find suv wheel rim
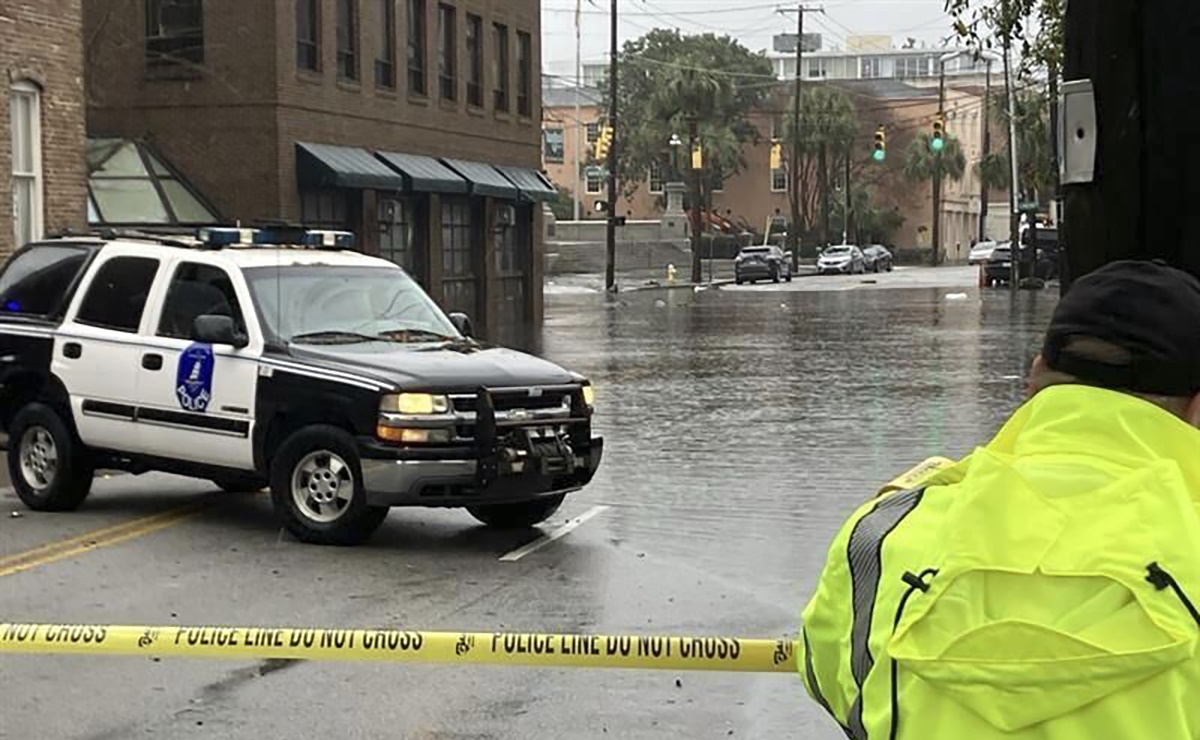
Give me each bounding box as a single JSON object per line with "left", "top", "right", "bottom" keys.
{"left": 19, "top": 427, "right": 58, "bottom": 492}
{"left": 291, "top": 451, "right": 354, "bottom": 523}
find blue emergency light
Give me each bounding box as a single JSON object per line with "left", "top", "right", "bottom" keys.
{"left": 196, "top": 227, "right": 356, "bottom": 250}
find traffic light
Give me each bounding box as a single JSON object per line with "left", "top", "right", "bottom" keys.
{"left": 930, "top": 116, "right": 945, "bottom": 153}
{"left": 691, "top": 142, "right": 703, "bottom": 170}
{"left": 872, "top": 126, "right": 887, "bottom": 163}
{"left": 594, "top": 125, "right": 613, "bottom": 161}
{"left": 770, "top": 139, "right": 783, "bottom": 170}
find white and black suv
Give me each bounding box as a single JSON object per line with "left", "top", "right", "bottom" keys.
{"left": 0, "top": 228, "right": 602, "bottom": 545}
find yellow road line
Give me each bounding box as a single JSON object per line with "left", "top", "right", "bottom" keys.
{"left": 0, "top": 503, "right": 205, "bottom": 579}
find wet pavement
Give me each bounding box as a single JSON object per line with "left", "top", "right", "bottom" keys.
{"left": 0, "top": 267, "right": 1059, "bottom": 739}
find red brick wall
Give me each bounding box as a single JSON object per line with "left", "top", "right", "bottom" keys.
{"left": 0, "top": 0, "right": 88, "bottom": 257}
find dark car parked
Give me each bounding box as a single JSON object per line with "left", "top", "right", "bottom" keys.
{"left": 862, "top": 245, "right": 894, "bottom": 273}
{"left": 735, "top": 246, "right": 793, "bottom": 284}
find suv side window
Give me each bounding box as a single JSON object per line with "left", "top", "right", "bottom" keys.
{"left": 158, "top": 263, "right": 245, "bottom": 339}
{"left": 0, "top": 245, "right": 91, "bottom": 317}
{"left": 75, "top": 256, "right": 160, "bottom": 333}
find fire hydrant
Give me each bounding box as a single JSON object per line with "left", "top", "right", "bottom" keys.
{"left": 667, "top": 264, "right": 678, "bottom": 286}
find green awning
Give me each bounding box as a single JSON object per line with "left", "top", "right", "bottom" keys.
{"left": 497, "top": 166, "right": 557, "bottom": 203}
{"left": 296, "top": 142, "right": 405, "bottom": 190}
{"left": 441, "top": 158, "right": 519, "bottom": 200}
{"left": 376, "top": 151, "right": 468, "bottom": 194}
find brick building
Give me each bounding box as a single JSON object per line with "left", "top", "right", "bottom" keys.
{"left": 85, "top": 0, "right": 551, "bottom": 345}
{"left": 0, "top": 0, "right": 88, "bottom": 256}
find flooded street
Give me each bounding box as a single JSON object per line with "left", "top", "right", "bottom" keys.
{"left": 0, "top": 268, "right": 1059, "bottom": 740}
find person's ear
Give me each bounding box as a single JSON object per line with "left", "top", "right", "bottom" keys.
{"left": 1027, "top": 354, "right": 1047, "bottom": 399}
{"left": 1186, "top": 392, "right": 1200, "bottom": 429}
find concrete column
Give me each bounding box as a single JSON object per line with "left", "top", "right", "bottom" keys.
{"left": 531, "top": 204, "right": 546, "bottom": 335}
{"left": 480, "top": 197, "right": 500, "bottom": 342}
{"left": 360, "top": 189, "right": 380, "bottom": 257}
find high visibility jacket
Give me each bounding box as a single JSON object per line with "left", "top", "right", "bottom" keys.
{"left": 800, "top": 385, "right": 1200, "bottom": 739}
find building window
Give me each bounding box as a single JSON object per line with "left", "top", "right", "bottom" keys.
{"left": 146, "top": 0, "right": 204, "bottom": 68}
{"left": 406, "top": 0, "right": 426, "bottom": 95}
{"left": 87, "top": 138, "right": 218, "bottom": 226}
{"left": 807, "top": 58, "right": 828, "bottom": 78}
{"left": 585, "top": 169, "right": 603, "bottom": 194}
{"left": 438, "top": 3, "right": 456, "bottom": 101}
{"left": 585, "top": 121, "right": 600, "bottom": 144}
{"left": 296, "top": 0, "right": 320, "bottom": 71}
{"left": 10, "top": 81, "right": 43, "bottom": 248}
{"left": 861, "top": 57, "right": 881, "bottom": 79}
{"left": 771, "top": 167, "right": 787, "bottom": 193}
{"left": 648, "top": 160, "right": 664, "bottom": 194}
{"left": 379, "top": 197, "right": 415, "bottom": 274}
{"left": 517, "top": 31, "right": 532, "bottom": 117}
{"left": 465, "top": 13, "right": 483, "bottom": 107}
{"left": 441, "top": 198, "right": 477, "bottom": 317}
{"left": 337, "top": 0, "right": 359, "bottom": 81}
{"left": 493, "top": 23, "right": 509, "bottom": 111}
{"left": 375, "top": 0, "right": 396, "bottom": 88}
{"left": 301, "top": 189, "right": 349, "bottom": 229}
{"left": 543, "top": 128, "right": 564, "bottom": 163}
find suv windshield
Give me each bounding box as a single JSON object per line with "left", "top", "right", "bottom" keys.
{"left": 243, "top": 266, "right": 460, "bottom": 343}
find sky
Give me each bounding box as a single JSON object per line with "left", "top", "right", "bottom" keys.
{"left": 541, "top": 0, "right": 964, "bottom": 80}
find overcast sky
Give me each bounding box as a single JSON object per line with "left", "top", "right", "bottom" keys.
{"left": 541, "top": 0, "right": 962, "bottom": 79}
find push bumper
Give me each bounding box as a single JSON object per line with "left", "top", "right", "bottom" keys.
{"left": 361, "top": 441, "right": 603, "bottom": 507}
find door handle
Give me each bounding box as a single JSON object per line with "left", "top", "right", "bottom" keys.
{"left": 63, "top": 342, "right": 82, "bottom": 359}
{"left": 142, "top": 353, "right": 163, "bottom": 371}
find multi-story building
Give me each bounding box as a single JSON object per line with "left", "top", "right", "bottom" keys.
{"left": 1, "top": 0, "right": 88, "bottom": 256}
{"left": 543, "top": 77, "right": 1006, "bottom": 261}
{"left": 766, "top": 35, "right": 992, "bottom": 86}
{"left": 86, "top": 0, "right": 551, "bottom": 345}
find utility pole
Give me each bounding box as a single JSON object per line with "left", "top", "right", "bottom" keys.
{"left": 933, "top": 59, "right": 946, "bottom": 267}
{"left": 1003, "top": 35, "right": 1021, "bottom": 293}
{"left": 778, "top": 5, "right": 823, "bottom": 272}
{"left": 843, "top": 150, "right": 851, "bottom": 244}
{"left": 603, "top": 0, "right": 618, "bottom": 292}
{"left": 572, "top": 0, "right": 581, "bottom": 222}
{"left": 979, "top": 58, "right": 991, "bottom": 242}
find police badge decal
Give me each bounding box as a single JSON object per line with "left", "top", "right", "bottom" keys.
{"left": 176, "top": 343, "right": 215, "bottom": 412}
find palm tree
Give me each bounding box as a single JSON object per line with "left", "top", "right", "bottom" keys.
{"left": 784, "top": 86, "right": 858, "bottom": 245}
{"left": 903, "top": 132, "right": 967, "bottom": 183}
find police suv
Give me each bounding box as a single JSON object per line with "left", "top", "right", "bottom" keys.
{"left": 0, "top": 228, "right": 602, "bottom": 545}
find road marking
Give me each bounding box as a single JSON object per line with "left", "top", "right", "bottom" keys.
{"left": 0, "top": 503, "right": 205, "bottom": 579}
{"left": 499, "top": 505, "right": 610, "bottom": 562}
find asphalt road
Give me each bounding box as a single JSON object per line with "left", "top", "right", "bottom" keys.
{"left": 0, "top": 267, "right": 1058, "bottom": 740}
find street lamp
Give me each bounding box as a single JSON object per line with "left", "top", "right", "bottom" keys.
{"left": 668, "top": 133, "right": 683, "bottom": 182}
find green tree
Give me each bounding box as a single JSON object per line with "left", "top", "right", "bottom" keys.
{"left": 782, "top": 85, "right": 859, "bottom": 245}
{"left": 831, "top": 184, "right": 906, "bottom": 245}
{"left": 547, "top": 185, "right": 576, "bottom": 222}
{"left": 903, "top": 132, "right": 967, "bottom": 184}
{"left": 973, "top": 89, "right": 1055, "bottom": 203}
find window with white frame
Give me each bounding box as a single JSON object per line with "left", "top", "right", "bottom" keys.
{"left": 648, "top": 159, "right": 664, "bottom": 194}
{"left": 807, "top": 58, "right": 828, "bottom": 78}
{"left": 771, "top": 165, "right": 787, "bottom": 193}
{"left": 10, "top": 81, "right": 43, "bottom": 248}
{"left": 860, "top": 57, "right": 882, "bottom": 79}
{"left": 585, "top": 169, "right": 603, "bottom": 194}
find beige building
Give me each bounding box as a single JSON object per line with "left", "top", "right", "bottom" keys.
{"left": 542, "top": 78, "right": 1005, "bottom": 261}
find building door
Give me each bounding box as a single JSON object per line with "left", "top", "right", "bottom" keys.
{"left": 440, "top": 196, "right": 479, "bottom": 320}
{"left": 379, "top": 196, "right": 418, "bottom": 279}
{"left": 495, "top": 203, "right": 531, "bottom": 347}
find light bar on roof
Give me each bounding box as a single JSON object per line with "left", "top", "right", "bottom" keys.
{"left": 195, "top": 227, "right": 355, "bottom": 249}
{"left": 303, "top": 230, "right": 356, "bottom": 248}
{"left": 198, "top": 227, "right": 258, "bottom": 246}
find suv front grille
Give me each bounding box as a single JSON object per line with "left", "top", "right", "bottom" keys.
{"left": 451, "top": 389, "right": 572, "bottom": 413}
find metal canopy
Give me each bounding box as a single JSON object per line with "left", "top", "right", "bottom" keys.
{"left": 496, "top": 166, "right": 557, "bottom": 203}
{"left": 376, "top": 151, "right": 469, "bottom": 194}
{"left": 441, "top": 158, "right": 519, "bottom": 200}
{"left": 295, "top": 142, "right": 405, "bottom": 190}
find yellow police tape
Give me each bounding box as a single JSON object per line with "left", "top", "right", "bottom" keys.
{"left": 0, "top": 623, "right": 798, "bottom": 674}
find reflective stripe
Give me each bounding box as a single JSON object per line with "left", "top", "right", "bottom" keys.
{"left": 844, "top": 487, "right": 926, "bottom": 739}
{"left": 804, "top": 628, "right": 853, "bottom": 738}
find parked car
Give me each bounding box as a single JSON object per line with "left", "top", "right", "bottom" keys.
{"left": 817, "top": 245, "right": 866, "bottom": 275}
{"left": 862, "top": 245, "right": 894, "bottom": 273}
{"left": 984, "top": 243, "right": 1014, "bottom": 285}
{"left": 969, "top": 240, "right": 999, "bottom": 265}
{"left": 0, "top": 229, "right": 603, "bottom": 546}
{"left": 735, "top": 246, "right": 793, "bottom": 284}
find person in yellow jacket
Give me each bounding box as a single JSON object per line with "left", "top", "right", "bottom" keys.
{"left": 800, "top": 260, "right": 1200, "bottom": 740}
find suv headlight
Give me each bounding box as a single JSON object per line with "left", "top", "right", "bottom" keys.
{"left": 582, "top": 384, "right": 595, "bottom": 408}
{"left": 380, "top": 393, "right": 450, "bottom": 415}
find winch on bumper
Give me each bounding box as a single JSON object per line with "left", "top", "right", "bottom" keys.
{"left": 359, "top": 385, "right": 603, "bottom": 507}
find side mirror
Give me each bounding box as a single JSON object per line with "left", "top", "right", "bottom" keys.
{"left": 193, "top": 315, "right": 248, "bottom": 349}
{"left": 448, "top": 312, "right": 474, "bottom": 338}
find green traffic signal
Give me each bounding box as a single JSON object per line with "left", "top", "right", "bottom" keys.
{"left": 872, "top": 149, "right": 886, "bottom": 163}
{"left": 930, "top": 136, "right": 945, "bottom": 153}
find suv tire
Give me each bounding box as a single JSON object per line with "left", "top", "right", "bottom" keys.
{"left": 468, "top": 495, "right": 565, "bottom": 529}
{"left": 8, "top": 403, "right": 94, "bottom": 511}
{"left": 269, "top": 425, "right": 388, "bottom": 546}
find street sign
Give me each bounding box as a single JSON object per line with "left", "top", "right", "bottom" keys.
{"left": 585, "top": 166, "right": 605, "bottom": 178}
{"left": 1019, "top": 200, "right": 1040, "bottom": 213}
